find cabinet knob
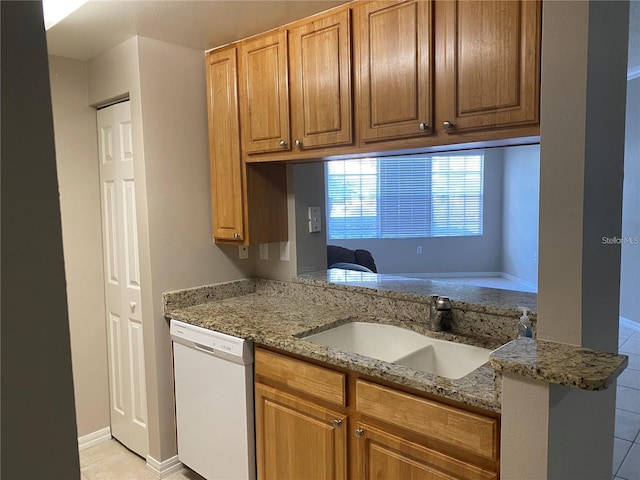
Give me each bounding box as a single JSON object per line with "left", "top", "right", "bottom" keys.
{"left": 279, "top": 140, "right": 287, "bottom": 148}
{"left": 233, "top": 233, "right": 241, "bottom": 240}
{"left": 333, "top": 419, "right": 342, "bottom": 428}
{"left": 354, "top": 428, "right": 364, "bottom": 438}
{"left": 294, "top": 139, "right": 302, "bottom": 148}
{"left": 418, "top": 122, "right": 429, "bottom": 131}
{"left": 443, "top": 121, "right": 455, "bottom": 131}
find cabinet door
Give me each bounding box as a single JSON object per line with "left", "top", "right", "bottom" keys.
{"left": 441, "top": 0, "right": 541, "bottom": 133}
{"left": 358, "top": 0, "right": 434, "bottom": 142}
{"left": 289, "top": 8, "right": 353, "bottom": 150}
{"left": 355, "top": 423, "right": 498, "bottom": 480}
{"left": 239, "top": 31, "right": 291, "bottom": 154}
{"left": 206, "top": 48, "right": 244, "bottom": 242}
{"left": 255, "top": 383, "right": 348, "bottom": 480}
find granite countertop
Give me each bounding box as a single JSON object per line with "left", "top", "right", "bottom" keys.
{"left": 165, "top": 281, "right": 503, "bottom": 413}
{"left": 295, "top": 270, "right": 538, "bottom": 315}
{"left": 490, "top": 337, "right": 628, "bottom": 390}
{"left": 164, "top": 274, "right": 628, "bottom": 414}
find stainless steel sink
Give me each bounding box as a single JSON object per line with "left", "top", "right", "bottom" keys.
{"left": 302, "top": 322, "right": 492, "bottom": 379}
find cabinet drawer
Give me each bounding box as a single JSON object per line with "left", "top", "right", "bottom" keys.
{"left": 356, "top": 380, "right": 498, "bottom": 462}
{"left": 255, "top": 348, "right": 346, "bottom": 407}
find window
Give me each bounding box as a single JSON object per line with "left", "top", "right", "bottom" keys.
{"left": 326, "top": 153, "right": 484, "bottom": 239}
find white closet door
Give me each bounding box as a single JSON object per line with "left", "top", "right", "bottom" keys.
{"left": 97, "top": 101, "right": 148, "bottom": 457}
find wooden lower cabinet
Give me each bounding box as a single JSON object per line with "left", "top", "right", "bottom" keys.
{"left": 255, "top": 383, "right": 348, "bottom": 480}
{"left": 254, "top": 347, "right": 499, "bottom": 480}
{"left": 355, "top": 423, "right": 497, "bottom": 480}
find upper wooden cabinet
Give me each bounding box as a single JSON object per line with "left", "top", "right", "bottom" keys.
{"left": 439, "top": 0, "right": 541, "bottom": 134}
{"left": 206, "top": 47, "right": 244, "bottom": 242}
{"left": 239, "top": 31, "right": 291, "bottom": 155}
{"left": 213, "top": 0, "right": 541, "bottom": 163}
{"left": 206, "top": 47, "right": 288, "bottom": 245}
{"left": 289, "top": 8, "right": 353, "bottom": 151}
{"left": 357, "top": 0, "right": 434, "bottom": 143}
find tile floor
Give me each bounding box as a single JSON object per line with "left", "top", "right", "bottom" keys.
{"left": 81, "top": 320, "right": 640, "bottom": 480}
{"left": 614, "top": 321, "right": 640, "bottom": 480}
{"left": 80, "top": 440, "right": 204, "bottom": 480}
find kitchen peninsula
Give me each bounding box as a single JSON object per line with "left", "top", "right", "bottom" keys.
{"left": 164, "top": 272, "right": 626, "bottom": 479}
{"left": 164, "top": 271, "right": 626, "bottom": 402}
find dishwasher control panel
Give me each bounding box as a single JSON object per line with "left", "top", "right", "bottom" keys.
{"left": 170, "top": 319, "right": 253, "bottom": 364}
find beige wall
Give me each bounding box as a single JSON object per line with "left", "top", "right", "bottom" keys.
{"left": 621, "top": 77, "right": 640, "bottom": 325}
{"left": 49, "top": 55, "right": 110, "bottom": 438}
{"left": 135, "top": 36, "right": 251, "bottom": 460}
{"left": 84, "top": 35, "right": 252, "bottom": 462}
{"left": 254, "top": 164, "right": 300, "bottom": 280}
{"left": 500, "top": 1, "right": 629, "bottom": 477}
{"left": 293, "top": 162, "right": 328, "bottom": 275}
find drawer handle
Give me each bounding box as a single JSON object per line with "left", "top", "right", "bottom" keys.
{"left": 333, "top": 419, "right": 342, "bottom": 428}
{"left": 354, "top": 428, "right": 364, "bottom": 438}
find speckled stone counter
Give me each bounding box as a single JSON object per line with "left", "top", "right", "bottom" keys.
{"left": 164, "top": 278, "right": 504, "bottom": 413}
{"left": 489, "top": 337, "right": 628, "bottom": 390}
{"left": 296, "top": 270, "right": 538, "bottom": 314}
{"left": 163, "top": 273, "right": 627, "bottom": 414}
{"left": 294, "top": 270, "right": 537, "bottom": 343}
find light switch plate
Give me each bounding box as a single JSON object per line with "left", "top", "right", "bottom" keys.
{"left": 259, "top": 243, "right": 269, "bottom": 260}
{"left": 308, "top": 206, "right": 321, "bottom": 233}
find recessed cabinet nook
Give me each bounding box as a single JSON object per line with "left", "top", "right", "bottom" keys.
{"left": 255, "top": 347, "right": 500, "bottom": 480}
{"left": 205, "top": 0, "right": 542, "bottom": 244}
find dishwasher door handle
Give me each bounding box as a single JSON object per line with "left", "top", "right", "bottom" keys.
{"left": 194, "top": 342, "right": 216, "bottom": 354}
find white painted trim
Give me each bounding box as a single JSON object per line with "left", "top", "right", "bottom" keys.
{"left": 395, "top": 271, "right": 503, "bottom": 278}
{"left": 620, "top": 316, "right": 640, "bottom": 331}
{"left": 146, "top": 454, "right": 183, "bottom": 479}
{"left": 78, "top": 427, "right": 112, "bottom": 452}
{"left": 500, "top": 273, "right": 538, "bottom": 292}
{"left": 628, "top": 65, "right": 640, "bottom": 81}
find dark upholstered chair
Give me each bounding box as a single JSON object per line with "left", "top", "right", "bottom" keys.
{"left": 327, "top": 245, "right": 377, "bottom": 273}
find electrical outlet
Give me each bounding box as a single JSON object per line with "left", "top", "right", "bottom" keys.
{"left": 259, "top": 243, "right": 269, "bottom": 260}
{"left": 308, "top": 206, "right": 322, "bottom": 233}
{"left": 417, "top": 246, "right": 423, "bottom": 254}
{"left": 238, "top": 245, "right": 248, "bottom": 259}
{"left": 280, "top": 241, "right": 290, "bottom": 261}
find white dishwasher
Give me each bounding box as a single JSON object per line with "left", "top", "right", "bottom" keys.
{"left": 170, "top": 319, "right": 255, "bottom": 480}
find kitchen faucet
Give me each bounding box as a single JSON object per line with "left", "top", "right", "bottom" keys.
{"left": 430, "top": 295, "right": 452, "bottom": 331}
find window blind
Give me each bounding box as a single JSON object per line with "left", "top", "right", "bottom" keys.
{"left": 326, "top": 153, "right": 484, "bottom": 240}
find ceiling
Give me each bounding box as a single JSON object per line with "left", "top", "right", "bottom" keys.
{"left": 46, "top": 0, "right": 639, "bottom": 75}
{"left": 45, "top": 0, "right": 348, "bottom": 61}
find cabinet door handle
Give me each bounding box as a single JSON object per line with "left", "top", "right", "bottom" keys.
{"left": 333, "top": 419, "right": 342, "bottom": 428}
{"left": 233, "top": 233, "right": 241, "bottom": 240}
{"left": 443, "top": 121, "right": 455, "bottom": 131}
{"left": 418, "top": 122, "right": 429, "bottom": 131}
{"left": 279, "top": 140, "right": 287, "bottom": 148}
{"left": 354, "top": 428, "right": 364, "bottom": 438}
{"left": 294, "top": 139, "right": 302, "bottom": 148}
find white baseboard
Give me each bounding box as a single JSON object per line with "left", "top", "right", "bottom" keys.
{"left": 500, "top": 272, "right": 537, "bottom": 291}
{"left": 146, "top": 454, "right": 183, "bottom": 479}
{"left": 78, "top": 427, "right": 112, "bottom": 452}
{"left": 621, "top": 316, "right": 640, "bottom": 332}
{"left": 396, "top": 271, "right": 503, "bottom": 279}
